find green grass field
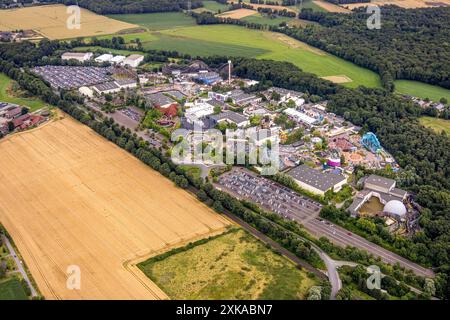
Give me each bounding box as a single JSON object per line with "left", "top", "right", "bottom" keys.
{"left": 0, "top": 278, "right": 28, "bottom": 300}
{"left": 195, "top": 0, "right": 230, "bottom": 13}
{"left": 419, "top": 117, "right": 450, "bottom": 135}
{"left": 107, "top": 12, "right": 196, "bottom": 31}
{"left": 104, "top": 24, "right": 381, "bottom": 88}
{"left": 0, "top": 73, "right": 48, "bottom": 112}
{"left": 395, "top": 80, "right": 450, "bottom": 103}
{"left": 138, "top": 228, "right": 317, "bottom": 300}
{"left": 294, "top": 0, "right": 328, "bottom": 12}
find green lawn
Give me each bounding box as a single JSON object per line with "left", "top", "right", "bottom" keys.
{"left": 419, "top": 117, "right": 450, "bottom": 135}
{"left": 160, "top": 25, "right": 381, "bottom": 88}
{"left": 107, "top": 24, "right": 380, "bottom": 88}
{"left": 107, "top": 12, "right": 197, "bottom": 31}
{"left": 138, "top": 228, "right": 317, "bottom": 300}
{"left": 195, "top": 0, "right": 230, "bottom": 13}
{"left": 0, "top": 278, "right": 28, "bottom": 300}
{"left": 95, "top": 13, "right": 450, "bottom": 97}
{"left": 395, "top": 80, "right": 450, "bottom": 103}
{"left": 0, "top": 73, "right": 48, "bottom": 112}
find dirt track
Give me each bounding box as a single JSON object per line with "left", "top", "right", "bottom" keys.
{"left": 0, "top": 116, "right": 229, "bottom": 299}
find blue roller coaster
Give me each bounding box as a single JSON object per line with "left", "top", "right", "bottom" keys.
{"left": 361, "top": 132, "right": 382, "bottom": 153}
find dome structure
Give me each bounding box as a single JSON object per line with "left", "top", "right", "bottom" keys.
{"left": 383, "top": 200, "right": 407, "bottom": 217}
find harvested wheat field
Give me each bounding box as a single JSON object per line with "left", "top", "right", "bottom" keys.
{"left": 218, "top": 8, "right": 257, "bottom": 19}
{"left": 0, "top": 4, "right": 137, "bottom": 39}
{"left": 0, "top": 116, "right": 230, "bottom": 300}
{"left": 343, "top": 0, "right": 450, "bottom": 9}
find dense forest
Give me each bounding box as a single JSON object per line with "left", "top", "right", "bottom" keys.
{"left": 7, "top": 0, "right": 204, "bottom": 14}
{"left": 293, "top": 6, "right": 450, "bottom": 91}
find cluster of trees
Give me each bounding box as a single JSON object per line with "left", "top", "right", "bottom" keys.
{"left": 292, "top": 6, "right": 450, "bottom": 90}
{"left": 338, "top": 265, "right": 413, "bottom": 300}
{"left": 324, "top": 0, "right": 369, "bottom": 4}
{"left": 50, "top": 0, "right": 202, "bottom": 14}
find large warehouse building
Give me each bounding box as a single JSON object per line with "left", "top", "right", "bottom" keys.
{"left": 287, "top": 164, "right": 347, "bottom": 196}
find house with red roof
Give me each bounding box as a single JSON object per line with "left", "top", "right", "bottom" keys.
{"left": 157, "top": 103, "right": 178, "bottom": 118}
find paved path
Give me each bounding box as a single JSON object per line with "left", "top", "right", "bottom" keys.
{"left": 1, "top": 234, "right": 38, "bottom": 297}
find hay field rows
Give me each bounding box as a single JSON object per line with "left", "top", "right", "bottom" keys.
{"left": 0, "top": 116, "right": 230, "bottom": 299}
{"left": 0, "top": 4, "right": 137, "bottom": 39}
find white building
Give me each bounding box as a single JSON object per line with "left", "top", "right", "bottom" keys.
{"left": 116, "top": 78, "right": 137, "bottom": 89}
{"left": 92, "top": 81, "right": 121, "bottom": 94}
{"left": 122, "top": 54, "right": 144, "bottom": 68}
{"left": 78, "top": 86, "right": 94, "bottom": 98}
{"left": 111, "top": 55, "right": 126, "bottom": 65}
{"left": 61, "top": 52, "right": 93, "bottom": 62}
{"left": 287, "top": 164, "right": 347, "bottom": 196}
{"left": 95, "top": 54, "right": 113, "bottom": 63}
{"left": 284, "top": 108, "right": 318, "bottom": 126}
{"left": 185, "top": 102, "right": 214, "bottom": 124}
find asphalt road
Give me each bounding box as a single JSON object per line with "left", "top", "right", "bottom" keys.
{"left": 303, "top": 218, "right": 434, "bottom": 278}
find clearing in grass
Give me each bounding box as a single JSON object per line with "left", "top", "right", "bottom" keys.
{"left": 321, "top": 75, "right": 353, "bottom": 84}
{"left": 0, "top": 73, "right": 49, "bottom": 112}
{"left": 137, "top": 228, "right": 318, "bottom": 300}
{"left": 218, "top": 8, "right": 258, "bottom": 19}
{"left": 0, "top": 4, "right": 136, "bottom": 40}
{"left": 419, "top": 117, "right": 450, "bottom": 135}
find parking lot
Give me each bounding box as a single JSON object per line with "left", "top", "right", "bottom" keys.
{"left": 217, "top": 168, "right": 322, "bottom": 223}
{"left": 32, "top": 65, "right": 113, "bottom": 89}
{"left": 119, "top": 107, "right": 143, "bottom": 123}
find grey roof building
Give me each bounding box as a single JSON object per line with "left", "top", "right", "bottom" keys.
{"left": 348, "top": 174, "right": 408, "bottom": 216}
{"left": 287, "top": 164, "right": 347, "bottom": 195}
{"left": 92, "top": 81, "right": 120, "bottom": 94}
{"left": 208, "top": 111, "right": 249, "bottom": 127}
{"left": 145, "top": 93, "right": 175, "bottom": 108}
{"left": 364, "top": 175, "right": 396, "bottom": 193}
